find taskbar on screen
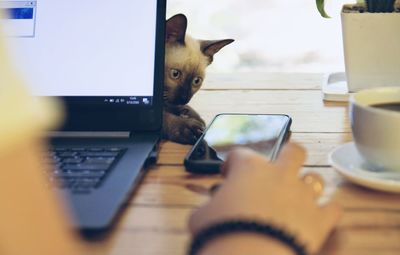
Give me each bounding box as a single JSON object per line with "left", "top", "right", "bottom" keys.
{"left": 63, "top": 96, "right": 153, "bottom": 106}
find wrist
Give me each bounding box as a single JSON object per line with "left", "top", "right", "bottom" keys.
{"left": 188, "top": 220, "right": 306, "bottom": 255}
{"left": 197, "top": 233, "right": 296, "bottom": 255}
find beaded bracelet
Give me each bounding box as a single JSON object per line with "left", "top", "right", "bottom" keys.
{"left": 188, "top": 220, "right": 307, "bottom": 255}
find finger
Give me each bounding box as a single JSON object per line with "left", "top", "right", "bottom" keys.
{"left": 209, "top": 183, "right": 222, "bottom": 195}
{"left": 221, "top": 147, "right": 267, "bottom": 178}
{"left": 301, "top": 172, "right": 325, "bottom": 200}
{"left": 312, "top": 202, "right": 342, "bottom": 253}
{"left": 321, "top": 202, "right": 342, "bottom": 229}
{"left": 220, "top": 147, "right": 252, "bottom": 176}
{"left": 273, "top": 143, "right": 306, "bottom": 176}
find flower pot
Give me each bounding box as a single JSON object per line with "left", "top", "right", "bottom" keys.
{"left": 341, "top": 5, "right": 400, "bottom": 92}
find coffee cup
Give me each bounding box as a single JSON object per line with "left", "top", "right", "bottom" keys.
{"left": 350, "top": 87, "right": 400, "bottom": 172}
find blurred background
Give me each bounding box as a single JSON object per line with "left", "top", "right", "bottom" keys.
{"left": 167, "top": 0, "right": 354, "bottom": 73}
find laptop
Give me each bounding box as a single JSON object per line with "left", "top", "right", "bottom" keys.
{"left": 0, "top": 0, "right": 166, "bottom": 233}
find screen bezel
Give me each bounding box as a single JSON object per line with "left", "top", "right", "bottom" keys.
{"left": 56, "top": 0, "right": 166, "bottom": 132}
{"left": 184, "top": 113, "right": 292, "bottom": 174}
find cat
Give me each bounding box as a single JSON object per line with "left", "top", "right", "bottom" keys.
{"left": 162, "top": 14, "right": 234, "bottom": 144}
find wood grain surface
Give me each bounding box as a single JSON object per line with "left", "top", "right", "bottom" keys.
{"left": 89, "top": 73, "right": 400, "bottom": 255}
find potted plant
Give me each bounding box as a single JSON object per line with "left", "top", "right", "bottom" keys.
{"left": 317, "top": 0, "right": 400, "bottom": 92}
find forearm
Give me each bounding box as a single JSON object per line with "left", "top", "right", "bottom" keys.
{"left": 197, "top": 233, "right": 295, "bottom": 255}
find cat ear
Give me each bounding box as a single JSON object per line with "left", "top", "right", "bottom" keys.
{"left": 200, "top": 39, "right": 234, "bottom": 63}
{"left": 166, "top": 14, "right": 187, "bottom": 45}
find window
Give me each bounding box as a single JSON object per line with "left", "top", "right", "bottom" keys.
{"left": 1, "top": 1, "right": 37, "bottom": 37}
{"left": 167, "top": 0, "right": 346, "bottom": 72}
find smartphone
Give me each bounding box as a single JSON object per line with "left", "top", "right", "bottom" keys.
{"left": 184, "top": 114, "right": 292, "bottom": 174}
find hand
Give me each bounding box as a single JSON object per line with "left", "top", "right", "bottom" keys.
{"left": 189, "top": 144, "right": 341, "bottom": 254}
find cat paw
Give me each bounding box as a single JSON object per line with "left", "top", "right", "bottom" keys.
{"left": 178, "top": 105, "right": 206, "bottom": 126}
{"left": 168, "top": 118, "right": 205, "bottom": 145}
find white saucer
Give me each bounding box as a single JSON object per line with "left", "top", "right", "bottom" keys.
{"left": 329, "top": 142, "right": 400, "bottom": 193}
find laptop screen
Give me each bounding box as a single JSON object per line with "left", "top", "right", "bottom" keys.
{"left": 1, "top": 0, "right": 158, "bottom": 107}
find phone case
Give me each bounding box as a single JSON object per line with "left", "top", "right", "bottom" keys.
{"left": 184, "top": 113, "right": 292, "bottom": 174}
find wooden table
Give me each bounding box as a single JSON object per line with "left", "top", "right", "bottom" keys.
{"left": 91, "top": 73, "right": 400, "bottom": 255}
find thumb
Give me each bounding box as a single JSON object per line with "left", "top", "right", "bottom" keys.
{"left": 221, "top": 148, "right": 268, "bottom": 179}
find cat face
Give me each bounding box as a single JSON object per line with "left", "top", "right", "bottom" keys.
{"left": 164, "top": 14, "right": 233, "bottom": 105}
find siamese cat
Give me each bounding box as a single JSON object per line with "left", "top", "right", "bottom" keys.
{"left": 163, "top": 14, "right": 234, "bottom": 144}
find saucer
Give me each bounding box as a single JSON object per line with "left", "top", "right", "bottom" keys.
{"left": 329, "top": 142, "right": 400, "bottom": 193}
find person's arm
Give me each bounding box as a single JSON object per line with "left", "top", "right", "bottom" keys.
{"left": 188, "top": 144, "right": 341, "bottom": 255}
{"left": 0, "top": 31, "right": 84, "bottom": 255}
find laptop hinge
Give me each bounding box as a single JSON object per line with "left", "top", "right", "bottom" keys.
{"left": 47, "top": 132, "right": 131, "bottom": 138}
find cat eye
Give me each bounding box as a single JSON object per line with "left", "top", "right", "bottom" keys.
{"left": 192, "top": 77, "right": 203, "bottom": 87}
{"left": 170, "top": 69, "right": 181, "bottom": 80}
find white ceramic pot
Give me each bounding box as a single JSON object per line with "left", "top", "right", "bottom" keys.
{"left": 342, "top": 5, "right": 400, "bottom": 92}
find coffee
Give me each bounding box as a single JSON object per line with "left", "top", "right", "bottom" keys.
{"left": 371, "top": 103, "right": 400, "bottom": 112}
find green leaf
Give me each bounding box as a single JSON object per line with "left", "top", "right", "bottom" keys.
{"left": 316, "top": 0, "right": 331, "bottom": 18}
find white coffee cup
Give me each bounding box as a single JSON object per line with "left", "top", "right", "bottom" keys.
{"left": 350, "top": 87, "right": 400, "bottom": 172}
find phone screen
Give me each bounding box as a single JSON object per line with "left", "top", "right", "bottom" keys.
{"left": 186, "top": 114, "right": 291, "bottom": 168}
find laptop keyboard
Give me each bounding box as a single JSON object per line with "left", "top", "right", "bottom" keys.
{"left": 48, "top": 147, "right": 126, "bottom": 194}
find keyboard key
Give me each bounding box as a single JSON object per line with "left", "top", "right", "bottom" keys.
{"left": 88, "top": 148, "right": 104, "bottom": 152}
{"left": 63, "top": 163, "right": 111, "bottom": 171}
{"left": 54, "top": 148, "right": 67, "bottom": 152}
{"left": 56, "top": 171, "right": 106, "bottom": 178}
{"left": 106, "top": 148, "right": 123, "bottom": 152}
{"left": 59, "top": 152, "right": 77, "bottom": 157}
{"left": 85, "top": 157, "right": 115, "bottom": 164}
{"left": 80, "top": 152, "right": 119, "bottom": 157}
{"left": 76, "top": 178, "right": 101, "bottom": 185}
{"left": 62, "top": 158, "right": 83, "bottom": 164}
{"left": 70, "top": 148, "right": 85, "bottom": 152}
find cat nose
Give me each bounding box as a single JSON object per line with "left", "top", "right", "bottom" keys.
{"left": 178, "top": 94, "right": 189, "bottom": 104}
